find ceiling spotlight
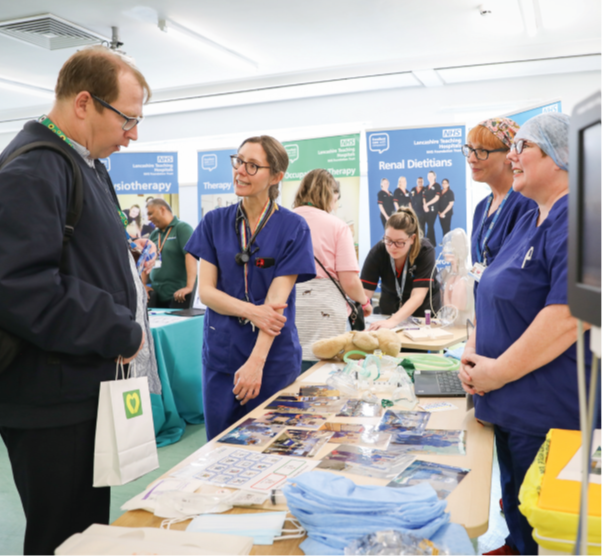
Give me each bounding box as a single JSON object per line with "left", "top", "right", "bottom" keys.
{"left": 479, "top": 3, "right": 492, "bottom": 16}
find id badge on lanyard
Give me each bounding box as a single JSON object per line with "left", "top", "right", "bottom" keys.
{"left": 469, "top": 262, "right": 486, "bottom": 282}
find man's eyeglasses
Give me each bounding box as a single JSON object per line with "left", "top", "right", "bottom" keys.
{"left": 91, "top": 94, "right": 142, "bottom": 131}
{"left": 383, "top": 237, "right": 408, "bottom": 249}
{"left": 230, "top": 155, "right": 270, "bottom": 176}
{"left": 461, "top": 145, "right": 507, "bottom": 160}
{"left": 510, "top": 139, "right": 532, "bottom": 155}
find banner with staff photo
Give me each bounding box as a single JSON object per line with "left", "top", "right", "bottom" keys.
{"left": 197, "top": 148, "right": 238, "bottom": 222}
{"left": 100, "top": 152, "right": 179, "bottom": 239}
{"left": 280, "top": 134, "right": 361, "bottom": 257}
{"left": 366, "top": 125, "right": 467, "bottom": 255}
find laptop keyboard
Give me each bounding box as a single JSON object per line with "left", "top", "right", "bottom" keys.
{"left": 436, "top": 372, "right": 463, "bottom": 394}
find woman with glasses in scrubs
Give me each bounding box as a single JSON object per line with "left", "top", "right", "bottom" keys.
{"left": 360, "top": 206, "right": 440, "bottom": 331}
{"left": 463, "top": 118, "right": 536, "bottom": 299}
{"left": 459, "top": 113, "right": 600, "bottom": 556}
{"left": 185, "top": 136, "right": 315, "bottom": 440}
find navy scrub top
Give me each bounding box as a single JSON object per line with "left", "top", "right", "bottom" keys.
{"left": 185, "top": 204, "right": 316, "bottom": 376}
{"left": 473, "top": 196, "right": 598, "bottom": 436}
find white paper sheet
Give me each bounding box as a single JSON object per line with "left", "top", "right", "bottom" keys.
{"left": 557, "top": 429, "right": 601, "bottom": 484}
{"left": 149, "top": 315, "right": 186, "bottom": 328}
{"left": 301, "top": 362, "right": 345, "bottom": 383}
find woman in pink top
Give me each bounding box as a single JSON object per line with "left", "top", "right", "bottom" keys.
{"left": 293, "top": 169, "right": 372, "bottom": 372}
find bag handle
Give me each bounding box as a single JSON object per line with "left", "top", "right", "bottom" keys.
{"left": 313, "top": 256, "right": 359, "bottom": 322}
{"left": 115, "top": 357, "right": 137, "bottom": 380}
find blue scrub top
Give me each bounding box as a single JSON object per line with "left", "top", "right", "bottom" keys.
{"left": 186, "top": 204, "right": 316, "bottom": 376}
{"left": 474, "top": 196, "right": 597, "bottom": 436}
{"left": 471, "top": 191, "right": 536, "bottom": 299}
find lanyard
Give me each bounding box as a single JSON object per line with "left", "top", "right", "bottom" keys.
{"left": 389, "top": 255, "right": 409, "bottom": 310}
{"left": 237, "top": 200, "right": 276, "bottom": 327}
{"left": 38, "top": 115, "right": 137, "bottom": 249}
{"left": 156, "top": 227, "right": 173, "bottom": 256}
{"left": 476, "top": 189, "right": 513, "bottom": 264}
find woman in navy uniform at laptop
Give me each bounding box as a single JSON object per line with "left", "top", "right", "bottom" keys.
{"left": 186, "top": 136, "right": 315, "bottom": 440}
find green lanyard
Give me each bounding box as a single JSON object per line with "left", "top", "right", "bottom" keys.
{"left": 38, "top": 115, "right": 134, "bottom": 246}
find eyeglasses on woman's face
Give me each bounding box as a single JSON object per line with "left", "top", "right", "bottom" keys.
{"left": 230, "top": 155, "right": 270, "bottom": 176}
{"left": 461, "top": 144, "right": 507, "bottom": 160}
{"left": 509, "top": 139, "right": 534, "bottom": 155}
{"left": 383, "top": 236, "right": 410, "bottom": 249}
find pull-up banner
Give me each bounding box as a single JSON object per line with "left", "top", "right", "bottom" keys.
{"left": 197, "top": 148, "right": 237, "bottom": 221}
{"left": 102, "top": 152, "right": 179, "bottom": 194}
{"left": 280, "top": 134, "right": 361, "bottom": 248}
{"left": 366, "top": 125, "right": 467, "bottom": 253}
{"left": 506, "top": 100, "right": 562, "bottom": 126}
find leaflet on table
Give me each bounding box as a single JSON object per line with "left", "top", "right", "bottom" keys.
{"left": 299, "top": 385, "right": 342, "bottom": 397}
{"left": 377, "top": 409, "right": 431, "bottom": 439}
{"left": 317, "top": 444, "right": 414, "bottom": 479}
{"left": 149, "top": 315, "right": 186, "bottom": 328}
{"left": 217, "top": 418, "right": 286, "bottom": 448}
{"left": 262, "top": 429, "right": 334, "bottom": 458}
{"left": 255, "top": 412, "right": 329, "bottom": 430}
{"left": 387, "top": 460, "right": 470, "bottom": 499}
{"left": 388, "top": 429, "right": 467, "bottom": 456}
{"left": 337, "top": 398, "right": 383, "bottom": 418}
{"left": 557, "top": 428, "right": 601, "bottom": 484}
{"left": 265, "top": 395, "right": 347, "bottom": 414}
{"left": 320, "top": 422, "right": 392, "bottom": 451}
{"left": 418, "top": 401, "right": 458, "bottom": 412}
{"left": 121, "top": 478, "right": 207, "bottom": 512}
{"left": 170, "top": 446, "right": 319, "bottom": 492}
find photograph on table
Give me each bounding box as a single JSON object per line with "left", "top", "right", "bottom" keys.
{"left": 255, "top": 412, "right": 329, "bottom": 430}
{"left": 377, "top": 409, "right": 431, "bottom": 439}
{"left": 320, "top": 422, "right": 392, "bottom": 450}
{"left": 317, "top": 444, "right": 415, "bottom": 479}
{"left": 388, "top": 429, "right": 467, "bottom": 456}
{"left": 387, "top": 460, "right": 470, "bottom": 499}
{"left": 217, "top": 418, "right": 286, "bottom": 448}
{"left": 263, "top": 429, "right": 334, "bottom": 458}
{"left": 336, "top": 398, "right": 383, "bottom": 418}
{"left": 299, "top": 385, "right": 342, "bottom": 397}
{"left": 265, "top": 395, "right": 347, "bottom": 414}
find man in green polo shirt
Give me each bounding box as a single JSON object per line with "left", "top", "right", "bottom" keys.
{"left": 144, "top": 199, "right": 197, "bottom": 308}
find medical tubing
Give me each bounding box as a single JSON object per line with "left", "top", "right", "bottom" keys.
{"left": 343, "top": 350, "right": 368, "bottom": 363}
{"left": 574, "top": 320, "right": 588, "bottom": 555}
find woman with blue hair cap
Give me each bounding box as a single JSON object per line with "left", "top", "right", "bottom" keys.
{"left": 459, "top": 112, "right": 599, "bottom": 555}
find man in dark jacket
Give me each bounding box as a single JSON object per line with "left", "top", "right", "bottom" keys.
{"left": 0, "top": 46, "right": 149, "bottom": 555}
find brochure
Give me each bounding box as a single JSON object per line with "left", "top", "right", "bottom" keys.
{"left": 262, "top": 429, "right": 334, "bottom": 458}
{"left": 255, "top": 412, "right": 329, "bottom": 430}
{"left": 387, "top": 459, "right": 470, "bottom": 499}
{"left": 337, "top": 399, "right": 383, "bottom": 418}
{"left": 265, "top": 395, "right": 346, "bottom": 414}
{"left": 218, "top": 418, "right": 285, "bottom": 448}
{"left": 377, "top": 409, "right": 431, "bottom": 440}
{"left": 320, "top": 422, "right": 392, "bottom": 450}
{"left": 388, "top": 429, "right": 467, "bottom": 456}
{"left": 317, "top": 444, "right": 414, "bottom": 480}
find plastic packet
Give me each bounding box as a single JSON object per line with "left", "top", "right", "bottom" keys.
{"left": 389, "top": 369, "right": 418, "bottom": 406}
{"left": 344, "top": 530, "right": 449, "bottom": 555}
{"left": 154, "top": 490, "right": 235, "bottom": 519}
{"left": 327, "top": 370, "right": 361, "bottom": 396}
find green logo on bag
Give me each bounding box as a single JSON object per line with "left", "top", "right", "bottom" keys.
{"left": 123, "top": 389, "right": 143, "bottom": 419}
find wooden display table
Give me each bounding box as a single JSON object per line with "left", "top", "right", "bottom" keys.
{"left": 113, "top": 360, "right": 493, "bottom": 554}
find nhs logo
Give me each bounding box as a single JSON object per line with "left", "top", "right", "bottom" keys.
{"left": 340, "top": 138, "right": 356, "bottom": 147}
{"left": 442, "top": 129, "right": 462, "bottom": 138}
{"left": 157, "top": 155, "right": 173, "bottom": 163}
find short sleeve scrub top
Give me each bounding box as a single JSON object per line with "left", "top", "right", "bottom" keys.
{"left": 186, "top": 203, "right": 316, "bottom": 439}
{"left": 473, "top": 196, "right": 598, "bottom": 436}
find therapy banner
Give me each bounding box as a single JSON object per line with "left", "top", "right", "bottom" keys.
{"left": 280, "top": 134, "right": 361, "bottom": 249}
{"left": 506, "top": 100, "right": 562, "bottom": 126}
{"left": 197, "top": 148, "right": 237, "bottom": 221}
{"left": 102, "top": 152, "right": 179, "bottom": 195}
{"left": 366, "top": 125, "right": 467, "bottom": 253}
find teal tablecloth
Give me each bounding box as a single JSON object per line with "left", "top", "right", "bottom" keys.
{"left": 150, "top": 312, "right": 204, "bottom": 447}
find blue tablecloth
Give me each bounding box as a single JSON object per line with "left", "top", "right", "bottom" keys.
{"left": 149, "top": 311, "right": 204, "bottom": 447}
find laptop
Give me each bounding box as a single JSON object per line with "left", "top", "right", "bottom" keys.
{"left": 165, "top": 308, "right": 205, "bottom": 317}
{"left": 413, "top": 370, "right": 466, "bottom": 397}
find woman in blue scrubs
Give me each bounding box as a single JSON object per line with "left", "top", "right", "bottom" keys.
{"left": 186, "top": 136, "right": 315, "bottom": 440}
{"left": 459, "top": 113, "right": 599, "bottom": 556}
{"left": 462, "top": 118, "right": 536, "bottom": 299}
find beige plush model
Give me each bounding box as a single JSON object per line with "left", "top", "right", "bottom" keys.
{"left": 312, "top": 329, "right": 402, "bottom": 360}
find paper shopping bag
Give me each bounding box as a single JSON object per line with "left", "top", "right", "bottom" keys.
{"left": 93, "top": 362, "right": 159, "bottom": 487}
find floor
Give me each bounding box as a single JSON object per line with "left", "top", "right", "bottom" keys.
{"left": 0, "top": 424, "right": 508, "bottom": 555}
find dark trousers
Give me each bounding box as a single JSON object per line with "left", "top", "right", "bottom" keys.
{"left": 439, "top": 214, "right": 452, "bottom": 236}
{"left": 424, "top": 210, "right": 437, "bottom": 246}
{"left": 495, "top": 425, "right": 545, "bottom": 555}
{"left": 202, "top": 365, "right": 300, "bottom": 440}
{"left": 0, "top": 419, "right": 110, "bottom": 555}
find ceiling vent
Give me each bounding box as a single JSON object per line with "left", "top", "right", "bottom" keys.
{"left": 0, "top": 14, "right": 109, "bottom": 50}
